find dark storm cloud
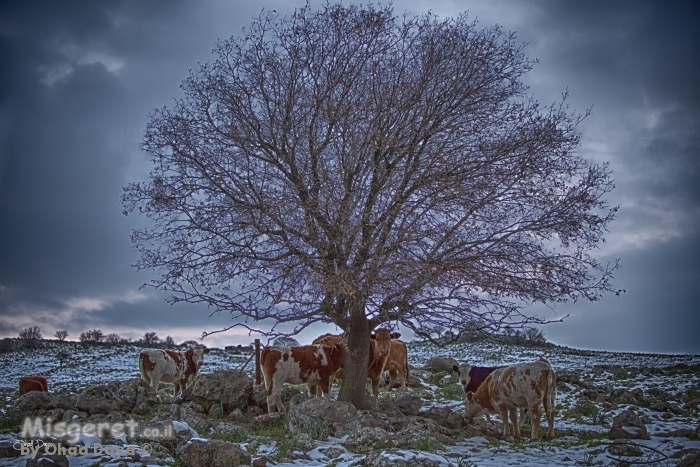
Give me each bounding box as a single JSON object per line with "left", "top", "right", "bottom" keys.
{"left": 0, "top": 0, "right": 302, "bottom": 338}
{"left": 0, "top": 0, "right": 698, "bottom": 352}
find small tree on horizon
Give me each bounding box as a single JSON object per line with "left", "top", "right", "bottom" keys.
{"left": 19, "top": 326, "right": 42, "bottom": 341}
{"left": 54, "top": 330, "right": 68, "bottom": 342}
{"left": 105, "top": 333, "right": 122, "bottom": 344}
{"left": 123, "top": 3, "right": 620, "bottom": 407}
{"left": 273, "top": 336, "right": 300, "bottom": 348}
{"left": 79, "top": 329, "right": 105, "bottom": 343}
{"left": 140, "top": 332, "right": 160, "bottom": 347}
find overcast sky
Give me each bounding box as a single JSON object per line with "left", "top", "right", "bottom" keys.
{"left": 1, "top": 1, "right": 698, "bottom": 353}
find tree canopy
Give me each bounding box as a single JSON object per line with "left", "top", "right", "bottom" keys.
{"left": 123, "top": 2, "right": 619, "bottom": 406}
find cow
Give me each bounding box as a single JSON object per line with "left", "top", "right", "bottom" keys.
{"left": 260, "top": 343, "right": 345, "bottom": 413}
{"left": 139, "top": 345, "right": 210, "bottom": 396}
{"left": 384, "top": 339, "right": 409, "bottom": 391}
{"left": 463, "top": 359, "right": 556, "bottom": 441}
{"left": 312, "top": 328, "right": 398, "bottom": 397}
{"left": 19, "top": 376, "right": 49, "bottom": 396}
{"left": 453, "top": 363, "right": 526, "bottom": 428}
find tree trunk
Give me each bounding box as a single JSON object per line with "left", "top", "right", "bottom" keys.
{"left": 338, "top": 301, "right": 370, "bottom": 409}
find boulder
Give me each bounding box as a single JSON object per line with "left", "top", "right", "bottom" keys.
{"left": 177, "top": 439, "right": 251, "bottom": 467}
{"left": 394, "top": 395, "right": 423, "bottom": 416}
{"left": 12, "top": 391, "right": 52, "bottom": 414}
{"left": 424, "top": 357, "right": 459, "bottom": 372}
{"left": 74, "top": 378, "right": 156, "bottom": 415}
{"left": 420, "top": 406, "right": 464, "bottom": 430}
{"left": 184, "top": 370, "right": 254, "bottom": 416}
{"left": 607, "top": 440, "right": 643, "bottom": 457}
{"left": 286, "top": 398, "right": 359, "bottom": 439}
{"left": 344, "top": 426, "right": 397, "bottom": 452}
{"left": 609, "top": 409, "right": 649, "bottom": 440}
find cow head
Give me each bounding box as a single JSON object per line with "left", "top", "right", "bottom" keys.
{"left": 452, "top": 364, "right": 472, "bottom": 393}
{"left": 464, "top": 391, "right": 488, "bottom": 420}
{"left": 187, "top": 345, "right": 210, "bottom": 369}
{"left": 370, "top": 328, "right": 393, "bottom": 358}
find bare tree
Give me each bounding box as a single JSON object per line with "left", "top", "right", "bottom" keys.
{"left": 141, "top": 332, "right": 160, "bottom": 347}
{"left": 19, "top": 326, "right": 42, "bottom": 341}
{"left": 54, "top": 330, "right": 68, "bottom": 342}
{"left": 105, "top": 333, "right": 122, "bottom": 345}
{"left": 164, "top": 336, "right": 176, "bottom": 348}
{"left": 123, "top": 3, "right": 620, "bottom": 407}
{"left": 79, "top": 329, "right": 105, "bottom": 343}
{"left": 273, "top": 336, "right": 300, "bottom": 348}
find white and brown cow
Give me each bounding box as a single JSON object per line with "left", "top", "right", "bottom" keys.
{"left": 453, "top": 363, "right": 526, "bottom": 428}
{"left": 464, "top": 359, "right": 556, "bottom": 441}
{"left": 312, "top": 328, "right": 398, "bottom": 396}
{"left": 139, "top": 345, "right": 210, "bottom": 396}
{"left": 260, "top": 343, "right": 345, "bottom": 413}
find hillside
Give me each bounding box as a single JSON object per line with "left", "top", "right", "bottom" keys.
{"left": 1, "top": 339, "right": 699, "bottom": 466}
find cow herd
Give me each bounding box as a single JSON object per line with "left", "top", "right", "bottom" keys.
{"left": 16, "top": 331, "right": 558, "bottom": 442}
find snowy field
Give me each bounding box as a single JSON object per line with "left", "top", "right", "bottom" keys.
{"left": 1, "top": 339, "right": 699, "bottom": 466}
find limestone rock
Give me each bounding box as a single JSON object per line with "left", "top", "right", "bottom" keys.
{"left": 286, "top": 398, "right": 359, "bottom": 439}
{"left": 609, "top": 409, "right": 649, "bottom": 440}
{"left": 177, "top": 439, "right": 251, "bottom": 467}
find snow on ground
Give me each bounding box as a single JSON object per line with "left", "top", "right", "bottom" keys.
{"left": 1, "top": 339, "right": 699, "bottom": 466}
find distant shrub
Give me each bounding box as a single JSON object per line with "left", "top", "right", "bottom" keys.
{"left": 80, "top": 329, "right": 105, "bottom": 343}
{"left": 19, "top": 326, "right": 42, "bottom": 341}
{"left": 104, "top": 333, "right": 122, "bottom": 344}
{"left": 164, "top": 336, "right": 176, "bottom": 348}
{"left": 0, "top": 338, "right": 14, "bottom": 352}
{"left": 181, "top": 340, "right": 199, "bottom": 347}
{"left": 273, "top": 337, "right": 300, "bottom": 347}
{"left": 54, "top": 330, "right": 68, "bottom": 342}
{"left": 19, "top": 326, "right": 42, "bottom": 348}
{"left": 56, "top": 349, "right": 71, "bottom": 367}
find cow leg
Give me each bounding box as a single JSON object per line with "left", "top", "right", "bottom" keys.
{"left": 308, "top": 384, "right": 317, "bottom": 398}
{"left": 519, "top": 408, "right": 527, "bottom": 429}
{"left": 509, "top": 408, "right": 520, "bottom": 441}
{"left": 530, "top": 404, "right": 541, "bottom": 441}
{"left": 544, "top": 401, "right": 555, "bottom": 440}
{"left": 371, "top": 378, "right": 380, "bottom": 397}
{"left": 499, "top": 407, "right": 510, "bottom": 438}
{"left": 387, "top": 369, "right": 397, "bottom": 392}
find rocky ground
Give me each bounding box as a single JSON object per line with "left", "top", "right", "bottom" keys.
{"left": 0, "top": 339, "right": 699, "bottom": 466}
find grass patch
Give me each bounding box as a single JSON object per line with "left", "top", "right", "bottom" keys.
{"left": 438, "top": 383, "right": 464, "bottom": 401}
{"left": 427, "top": 371, "right": 451, "bottom": 385}
{"left": 210, "top": 428, "right": 249, "bottom": 444}
{"left": 0, "top": 410, "right": 25, "bottom": 431}
{"left": 411, "top": 437, "right": 441, "bottom": 452}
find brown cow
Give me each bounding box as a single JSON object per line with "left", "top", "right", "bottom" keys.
{"left": 19, "top": 376, "right": 49, "bottom": 396}
{"left": 139, "top": 345, "right": 210, "bottom": 396}
{"left": 383, "top": 339, "right": 409, "bottom": 391}
{"left": 312, "top": 328, "right": 398, "bottom": 396}
{"left": 260, "top": 343, "right": 345, "bottom": 413}
{"left": 464, "top": 359, "right": 556, "bottom": 441}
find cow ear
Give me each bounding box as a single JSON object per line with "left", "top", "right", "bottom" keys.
{"left": 369, "top": 333, "right": 376, "bottom": 340}
{"left": 204, "top": 348, "right": 210, "bottom": 354}
{"left": 452, "top": 365, "right": 459, "bottom": 373}
{"left": 466, "top": 391, "right": 474, "bottom": 402}
{"left": 390, "top": 332, "right": 401, "bottom": 339}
